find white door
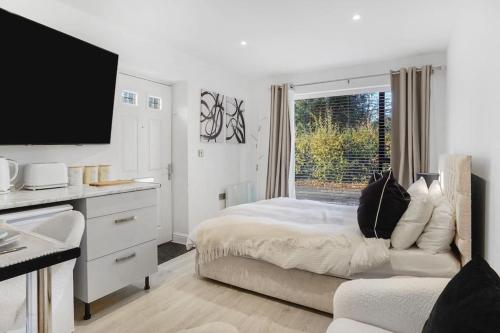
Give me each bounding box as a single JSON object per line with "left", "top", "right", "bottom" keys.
{"left": 112, "top": 73, "right": 172, "bottom": 244}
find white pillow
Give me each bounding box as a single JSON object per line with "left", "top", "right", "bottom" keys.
{"left": 391, "top": 194, "right": 434, "bottom": 250}
{"left": 407, "top": 177, "right": 429, "bottom": 198}
{"left": 428, "top": 180, "right": 443, "bottom": 206}
{"left": 417, "top": 181, "right": 456, "bottom": 253}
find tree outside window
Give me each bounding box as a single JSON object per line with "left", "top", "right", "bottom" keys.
{"left": 294, "top": 92, "right": 392, "bottom": 205}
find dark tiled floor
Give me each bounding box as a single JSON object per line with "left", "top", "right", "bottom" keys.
{"left": 158, "top": 242, "right": 191, "bottom": 265}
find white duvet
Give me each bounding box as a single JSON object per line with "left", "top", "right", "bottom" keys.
{"left": 188, "top": 198, "right": 391, "bottom": 277}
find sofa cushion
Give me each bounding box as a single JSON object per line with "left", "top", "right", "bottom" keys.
{"left": 327, "top": 318, "right": 391, "bottom": 333}
{"left": 423, "top": 257, "right": 500, "bottom": 333}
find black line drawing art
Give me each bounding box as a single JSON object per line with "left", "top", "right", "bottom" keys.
{"left": 225, "top": 97, "right": 245, "bottom": 144}
{"left": 200, "top": 90, "right": 225, "bottom": 143}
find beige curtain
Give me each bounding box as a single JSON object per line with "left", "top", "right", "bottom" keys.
{"left": 391, "top": 65, "right": 431, "bottom": 188}
{"left": 266, "top": 84, "right": 291, "bottom": 199}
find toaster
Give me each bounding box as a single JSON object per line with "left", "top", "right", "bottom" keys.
{"left": 24, "top": 163, "right": 68, "bottom": 190}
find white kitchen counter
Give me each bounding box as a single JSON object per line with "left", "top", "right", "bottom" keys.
{"left": 0, "top": 182, "right": 160, "bottom": 210}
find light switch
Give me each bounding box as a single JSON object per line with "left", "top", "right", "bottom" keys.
{"left": 198, "top": 149, "right": 204, "bottom": 158}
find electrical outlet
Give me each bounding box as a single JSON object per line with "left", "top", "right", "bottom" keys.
{"left": 218, "top": 193, "right": 226, "bottom": 200}
{"left": 198, "top": 149, "right": 204, "bottom": 158}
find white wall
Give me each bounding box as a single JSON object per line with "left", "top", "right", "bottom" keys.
{"left": 186, "top": 79, "right": 256, "bottom": 233}
{"left": 248, "top": 78, "right": 274, "bottom": 200}
{"left": 253, "top": 52, "right": 448, "bottom": 199}
{"left": 446, "top": 0, "right": 500, "bottom": 270}
{"left": 0, "top": 0, "right": 257, "bottom": 237}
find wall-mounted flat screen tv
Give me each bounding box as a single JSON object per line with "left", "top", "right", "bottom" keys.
{"left": 0, "top": 8, "right": 119, "bottom": 145}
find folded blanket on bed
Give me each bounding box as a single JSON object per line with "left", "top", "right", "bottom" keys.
{"left": 187, "top": 199, "right": 390, "bottom": 277}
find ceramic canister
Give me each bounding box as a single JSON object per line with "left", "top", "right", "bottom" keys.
{"left": 68, "top": 166, "right": 84, "bottom": 186}
{"left": 83, "top": 166, "right": 98, "bottom": 184}
{"left": 98, "top": 165, "right": 111, "bottom": 182}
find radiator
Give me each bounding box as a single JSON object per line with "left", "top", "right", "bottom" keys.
{"left": 226, "top": 182, "right": 256, "bottom": 207}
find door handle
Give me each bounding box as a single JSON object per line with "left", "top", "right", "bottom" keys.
{"left": 168, "top": 163, "right": 172, "bottom": 180}
{"left": 114, "top": 216, "right": 137, "bottom": 224}
{"left": 115, "top": 252, "right": 136, "bottom": 263}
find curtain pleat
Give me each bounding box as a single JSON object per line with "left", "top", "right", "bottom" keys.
{"left": 391, "top": 65, "right": 431, "bottom": 188}
{"left": 266, "top": 84, "right": 291, "bottom": 199}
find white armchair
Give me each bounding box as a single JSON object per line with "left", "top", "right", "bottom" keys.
{"left": 327, "top": 277, "right": 450, "bottom": 333}
{"left": 0, "top": 211, "right": 85, "bottom": 333}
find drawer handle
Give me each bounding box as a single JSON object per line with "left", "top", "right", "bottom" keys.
{"left": 115, "top": 253, "right": 136, "bottom": 263}
{"left": 114, "top": 216, "right": 137, "bottom": 224}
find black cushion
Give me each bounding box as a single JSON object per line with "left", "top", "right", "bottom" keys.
{"left": 357, "top": 170, "right": 410, "bottom": 239}
{"left": 368, "top": 171, "right": 383, "bottom": 184}
{"left": 423, "top": 257, "right": 500, "bottom": 333}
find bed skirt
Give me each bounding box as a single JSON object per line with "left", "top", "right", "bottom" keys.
{"left": 196, "top": 253, "right": 348, "bottom": 314}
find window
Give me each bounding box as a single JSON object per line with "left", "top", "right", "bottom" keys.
{"left": 122, "top": 90, "right": 138, "bottom": 105}
{"left": 295, "top": 91, "right": 392, "bottom": 205}
{"left": 148, "top": 96, "right": 162, "bottom": 110}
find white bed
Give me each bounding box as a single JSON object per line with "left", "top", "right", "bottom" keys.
{"left": 193, "top": 154, "right": 472, "bottom": 314}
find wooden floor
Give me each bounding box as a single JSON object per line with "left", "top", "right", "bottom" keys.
{"left": 74, "top": 251, "right": 332, "bottom": 333}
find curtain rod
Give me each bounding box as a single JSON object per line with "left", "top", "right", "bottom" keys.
{"left": 290, "top": 65, "right": 444, "bottom": 89}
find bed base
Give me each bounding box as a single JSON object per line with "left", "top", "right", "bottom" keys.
{"left": 196, "top": 254, "right": 347, "bottom": 314}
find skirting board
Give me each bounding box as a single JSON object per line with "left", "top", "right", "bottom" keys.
{"left": 172, "top": 232, "right": 188, "bottom": 245}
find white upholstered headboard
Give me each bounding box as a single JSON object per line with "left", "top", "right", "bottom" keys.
{"left": 438, "top": 154, "right": 472, "bottom": 266}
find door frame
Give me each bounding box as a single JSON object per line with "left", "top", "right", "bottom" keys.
{"left": 116, "top": 69, "right": 173, "bottom": 245}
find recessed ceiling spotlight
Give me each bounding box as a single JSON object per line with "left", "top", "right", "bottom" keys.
{"left": 352, "top": 14, "right": 361, "bottom": 21}
{"left": 240, "top": 40, "right": 247, "bottom": 46}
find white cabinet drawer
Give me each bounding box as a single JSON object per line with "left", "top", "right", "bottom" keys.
{"left": 84, "top": 241, "right": 157, "bottom": 302}
{"left": 83, "top": 206, "right": 157, "bottom": 261}
{"left": 85, "top": 189, "right": 157, "bottom": 218}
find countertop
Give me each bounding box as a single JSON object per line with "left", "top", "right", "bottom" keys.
{"left": 0, "top": 223, "right": 80, "bottom": 281}
{"left": 0, "top": 182, "right": 160, "bottom": 210}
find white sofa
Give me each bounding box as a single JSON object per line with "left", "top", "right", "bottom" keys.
{"left": 0, "top": 211, "right": 85, "bottom": 333}
{"left": 327, "top": 277, "right": 450, "bottom": 333}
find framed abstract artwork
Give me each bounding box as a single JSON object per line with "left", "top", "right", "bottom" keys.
{"left": 225, "top": 97, "right": 246, "bottom": 144}
{"left": 200, "top": 90, "right": 225, "bottom": 143}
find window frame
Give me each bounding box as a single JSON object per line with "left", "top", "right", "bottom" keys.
{"left": 148, "top": 95, "right": 162, "bottom": 110}
{"left": 293, "top": 86, "right": 392, "bottom": 203}
{"left": 121, "top": 90, "right": 138, "bottom": 106}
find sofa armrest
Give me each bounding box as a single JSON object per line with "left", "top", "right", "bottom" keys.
{"left": 32, "top": 211, "right": 85, "bottom": 247}
{"left": 333, "top": 277, "right": 449, "bottom": 333}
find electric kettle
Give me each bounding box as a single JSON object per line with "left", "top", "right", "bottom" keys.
{"left": 0, "top": 157, "right": 19, "bottom": 194}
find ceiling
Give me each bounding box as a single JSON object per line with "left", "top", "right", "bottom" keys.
{"left": 60, "top": 0, "right": 457, "bottom": 77}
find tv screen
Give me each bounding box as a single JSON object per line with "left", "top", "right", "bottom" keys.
{"left": 0, "top": 8, "right": 118, "bottom": 145}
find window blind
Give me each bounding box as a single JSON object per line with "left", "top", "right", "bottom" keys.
{"left": 295, "top": 92, "right": 392, "bottom": 203}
